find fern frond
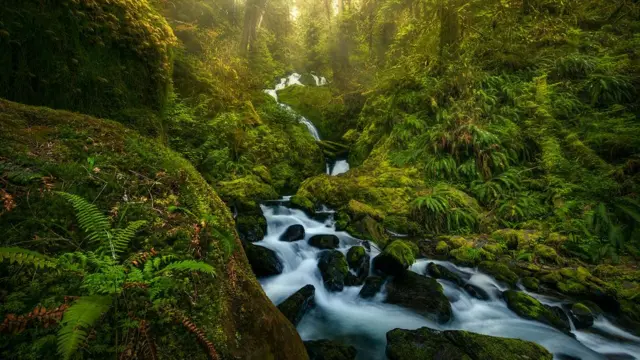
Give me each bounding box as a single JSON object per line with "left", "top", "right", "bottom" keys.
{"left": 0, "top": 247, "right": 57, "bottom": 269}
{"left": 160, "top": 260, "right": 216, "bottom": 276}
{"left": 57, "top": 192, "right": 110, "bottom": 244}
{"left": 57, "top": 295, "right": 112, "bottom": 360}
{"left": 108, "top": 221, "right": 147, "bottom": 259}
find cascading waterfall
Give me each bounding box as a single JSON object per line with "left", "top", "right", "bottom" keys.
{"left": 256, "top": 200, "right": 640, "bottom": 360}
{"left": 264, "top": 73, "right": 349, "bottom": 176}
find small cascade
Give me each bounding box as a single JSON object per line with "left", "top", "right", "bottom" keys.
{"left": 255, "top": 200, "right": 640, "bottom": 360}
{"left": 264, "top": 73, "right": 349, "bottom": 176}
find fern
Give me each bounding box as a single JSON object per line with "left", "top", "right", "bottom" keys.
{"left": 57, "top": 192, "right": 110, "bottom": 244}
{"left": 57, "top": 295, "right": 112, "bottom": 360}
{"left": 108, "top": 220, "right": 148, "bottom": 259}
{"left": 160, "top": 260, "right": 216, "bottom": 276}
{"left": 0, "top": 247, "right": 57, "bottom": 269}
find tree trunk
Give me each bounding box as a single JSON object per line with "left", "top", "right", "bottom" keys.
{"left": 439, "top": 0, "right": 461, "bottom": 58}
{"left": 240, "top": 0, "right": 269, "bottom": 54}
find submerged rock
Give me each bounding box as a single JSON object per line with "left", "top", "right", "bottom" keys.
{"left": 463, "top": 283, "right": 491, "bottom": 301}
{"left": 280, "top": 224, "right": 305, "bottom": 242}
{"left": 304, "top": 339, "right": 357, "bottom": 360}
{"left": 359, "top": 276, "right": 385, "bottom": 298}
{"left": 426, "top": 262, "right": 464, "bottom": 286}
{"left": 318, "top": 250, "right": 349, "bottom": 292}
{"left": 570, "top": 302, "right": 595, "bottom": 329}
{"left": 503, "top": 290, "right": 571, "bottom": 333}
{"left": 385, "top": 271, "right": 452, "bottom": 323}
{"left": 373, "top": 240, "right": 418, "bottom": 276}
{"left": 309, "top": 234, "right": 340, "bottom": 249}
{"left": 243, "top": 242, "right": 283, "bottom": 277}
{"left": 386, "top": 327, "right": 552, "bottom": 360}
{"left": 277, "top": 285, "right": 316, "bottom": 326}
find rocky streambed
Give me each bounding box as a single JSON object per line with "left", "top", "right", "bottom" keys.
{"left": 240, "top": 198, "right": 640, "bottom": 360}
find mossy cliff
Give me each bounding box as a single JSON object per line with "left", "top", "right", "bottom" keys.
{"left": 0, "top": 99, "right": 308, "bottom": 360}
{"left": 0, "top": 0, "right": 175, "bottom": 134}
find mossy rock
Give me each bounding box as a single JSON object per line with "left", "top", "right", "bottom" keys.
{"left": 0, "top": 0, "right": 175, "bottom": 133}
{"left": 309, "top": 235, "right": 340, "bottom": 250}
{"left": 236, "top": 214, "right": 268, "bottom": 242}
{"left": 533, "top": 244, "right": 560, "bottom": 264}
{"left": 449, "top": 246, "right": 493, "bottom": 267}
{"left": 382, "top": 215, "right": 419, "bottom": 236}
{"left": 277, "top": 285, "right": 316, "bottom": 326}
{"left": 522, "top": 277, "right": 540, "bottom": 291}
{"left": 436, "top": 241, "right": 450, "bottom": 254}
{"left": 386, "top": 327, "right": 553, "bottom": 360}
{"left": 570, "top": 302, "right": 594, "bottom": 329}
{"left": 491, "top": 229, "right": 542, "bottom": 250}
{"left": 217, "top": 175, "right": 278, "bottom": 211}
{"left": 346, "top": 215, "right": 389, "bottom": 248}
{"left": 290, "top": 194, "right": 315, "bottom": 214}
{"left": 503, "top": 290, "right": 571, "bottom": 333}
{"left": 427, "top": 262, "right": 464, "bottom": 286}
{"left": 347, "top": 199, "right": 384, "bottom": 220}
{"left": 373, "top": 240, "right": 417, "bottom": 276}
{"left": 334, "top": 211, "right": 350, "bottom": 231}
{"left": 359, "top": 276, "right": 385, "bottom": 298}
{"left": 304, "top": 339, "right": 357, "bottom": 360}
{"left": 0, "top": 99, "right": 308, "bottom": 360}
{"left": 478, "top": 262, "right": 519, "bottom": 287}
{"left": 317, "top": 250, "right": 349, "bottom": 292}
{"left": 385, "top": 271, "right": 452, "bottom": 323}
{"left": 244, "top": 242, "right": 283, "bottom": 277}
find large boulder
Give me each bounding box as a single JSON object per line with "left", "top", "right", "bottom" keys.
{"left": 304, "top": 339, "right": 357, "bottom": 360}
{"left": 347, "top": 246, "right": 369, "bottom": 282}
{"left": 478, "top": 261, "right": 519, "bottom": 287}
{"left": 426, "top": 262, "right": 464, "bottom": 286}
{"left": 503, "top": 290, "right": 571, "bottom": 333}
{"left": 318, "top": 250, "right": 349, "bottom": 292}
{"left": 359, "top": 276, "right": 385, "bottom": 299}
{"left": 236, "top": 213, "right": 268, "bottom": 242}
{"left": 281, "top": 224, "right": 306, "bottom": 242}
{"left": 373, "top": 240, "right": 418, "bottom": 276}
{"left": 386, "top": 327, "right": 552, "bottom": 360}
{"left": 309, "top": 234, "right": 340, "bottom": 249}
{"left": 385, "top": 271, "right": 452, "bottom": 323}
{"left": 278, "top": 285, "right": 316, "bottom": 326}
{"left": 244, "top": 243, "right": 283, "bottom": 277}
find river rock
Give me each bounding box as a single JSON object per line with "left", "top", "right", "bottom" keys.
{"left": 277, "top": 285, "right": 315, "bottom": 326}
{"left": 463, "top": 283, "right": 491, "bottom": 301}
{"left": 309, "top": 234, "right": 340, "bottom": 249}
{"left": 359, "top": 276, "right": 385, "bottom": 298}
{"left": 570, "top": 303, "right": 594, "bottom": 329}
{"left": 478, "top": 261, "right": 519, "bottom": 287}
{"left": 318, "top": 250, "right": 349, "bottom": 292}
{"left": 503, "top": 290, "right": 571, "bottom": 333}
{"left": 304, "top": 339, "right": 357, "bottom": 360}
{"left": 385, "top": 271, "right": 452, "bottom": 323}
{"left": 347, "top": 246, "right": 369, "bottom": 281}
{"left": 280, "top": 224, "right": 305, "bottom": 242}
{"left": 373, "top": 240, "right": 418, "bottom": 276}
{"left": 236, "top": 214, "right": 267, "bottom": 242}
{"left": 386, "top": 327, "right": 553, "bottom": 360}
{"left": 426, "top": 262, "right": 464, "bottom": 286}
{"left": 243, "top": 242, "right": 283, "bottom": 277}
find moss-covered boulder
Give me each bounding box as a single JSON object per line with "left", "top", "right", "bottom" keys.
{"left": 479, "top": 262, "right": 519, "bottom": 287}
{"left": 503, "top": 290, "right": 571, "bottom": 333}
{"left": 359, "top": 276, "right": 385, "bottom": 298}
{"left": 346, "top": 215, "right": 389, "bottom": 247}
{"left": 570, "top": 303, "right": 594, "bottom": 329}
{"left": 309, "top": 234, "right": 340, "bottom": 249}
{"left": 280, "top": 224, "right": 306, "bottom": 242}
{"left": 385, "top": 271, "right": 452, "bottom": 323}
{"left": 277, "top": 284, "right": 316, "bottom": 326}
{"left": 386, "top": 327, "right": 552, "bottom": 360}
{"left": 304, "top": 339, "right": 357, "bottom": 360}
{"left": 318, "top": 250, "right": 349, "bottom": 292}
{"left": 522, "top": 277, "right": 540, "bottom": 291}
{"left": 0, "top": 0, "right": 175, "bottom": 133}
{"left": 373, "top": 240, "right": 418, "bottom": 276}
{"left": 236, "top": 213, "right": 268, "bottom": 242}
{"left": 426, "top": 262, "right": 464, "bottom": 286}
{"left": 0, "top": 99, "right": 308, "bottom": 359}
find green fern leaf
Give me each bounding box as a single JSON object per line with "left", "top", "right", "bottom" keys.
{"left": 109, "top": 220, "right": 147, "bottom": 259}
{"left": 57, "top": 192, "right": 110, "bottom": 244}
{"left": 57, "top": 295, "right": 112, "bottom": 360}
{"left": 0, "top": 247, "right": 57, "bottom": 269}
{"left": 160, "top": 260, "right": 216, "bottom": 276}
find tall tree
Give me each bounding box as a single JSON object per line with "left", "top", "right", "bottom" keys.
{"left": 241, "top": 0, "right": 269, "bottom": 53}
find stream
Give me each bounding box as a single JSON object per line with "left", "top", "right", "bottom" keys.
{"left": 259, "top": 75, "right": 640, "bottom": 359}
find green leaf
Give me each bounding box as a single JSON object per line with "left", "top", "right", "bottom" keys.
{"left": 57, "top": 295, "right": 112, "bottom": 360}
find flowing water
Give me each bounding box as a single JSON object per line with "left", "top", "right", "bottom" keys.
{"left": 260, "top": 73, "right": 640, "bottom": 359}
{"left": 256, "top": 201, "right": 640, "bottom": 360}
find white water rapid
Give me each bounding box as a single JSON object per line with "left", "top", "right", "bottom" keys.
{"left": 256, "top": 199, "right": 640, "bottom": 360}
{"left": 264, "top": 73, "right": 349, "bottom": 176}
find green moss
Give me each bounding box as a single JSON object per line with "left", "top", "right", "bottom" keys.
{"left": 384, "top": 240, "right": 418, "bottom": 269}
{"left": 334, "top": 211, "right": 350, "bottom": 231}
{"left": 491, "top": 229, "right": 542, "bottom": 250}
{"left": 440, "top": 235, "right": 473, "bottom": 249}
{"left": 0, "top": 0, "right": 176, "bottom": 132}
{"left": 478, "top": 262, "right": 519, "bottom": 286}
{"left": 483, "top": 243, "right": 506, "bottom": 255}
{"left": 348, "top": 199, "right": 384, "bottom": 220}
{"left": 522, "top": 277, "right": 540, "bottom": 291}
{"left": 346, "top": 216, "right": 389, "bottom": 248}
{"left": 534, "top": 244, "right": 559, "bottom": 263}
{"left": 436, "top": 241, "right": 450, "bottom": 254}
{"left": 216, "top": 176, "right": 278, "bottom": 211}
{"left": 290, "top": 195, "right": 315, "bottom": 213}
{"left": 347, "top": 246, "right": 366, "bottom": 266}
{"left": 503, "top": 290, "right": 569, "bottom": 332}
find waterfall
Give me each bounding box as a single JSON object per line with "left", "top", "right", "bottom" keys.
{"left": 264, "top": 73, "right": 349, "bottom": 176}
{"left": 255, "top": 200, "right": 640, "bottom": 360}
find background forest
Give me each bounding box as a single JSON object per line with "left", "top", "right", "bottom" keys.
{"left": 0, "top": 0, "right": 639, "bottom": 359}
